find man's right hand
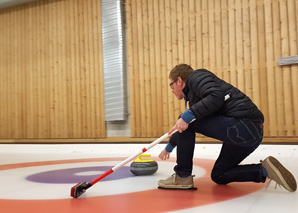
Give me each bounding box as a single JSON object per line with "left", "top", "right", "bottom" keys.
{"left": 159, "top": 149, "right": 170, "bottom": 160}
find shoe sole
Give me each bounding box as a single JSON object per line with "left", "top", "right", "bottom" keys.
{"left": 157, "top": 184, "right": 194, "bottom": 189}
{"left": 265, "top": 156, "right": 297, "bottom": 192}
{"left": 158, "top": 186, "right": 197, "bottom": 190}
{"left": 158, "top": 180, "right": 193, "bottom": 189}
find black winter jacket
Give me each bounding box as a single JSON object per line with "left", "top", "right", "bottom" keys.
{"left": 183, "top": 69, "right": 264, "bottom": 122}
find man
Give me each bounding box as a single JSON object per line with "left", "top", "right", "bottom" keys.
{"left": 158, "top": 64, "right": 296, "bottom": 192}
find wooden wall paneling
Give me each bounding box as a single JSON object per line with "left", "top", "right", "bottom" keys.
{"left": 152, "top": 0, "right": 163, "bottom": 135}
{"left": 5, "top": 10, "right": 10, "bottom": 138}
{"left": 179, "top": 1, "right": 185, "bottom": 116}
{"left": 208, "top": 0, "right": 216, "bottom": 76}
{"left": 288, "top": 0, "right": 298, "bottom": 136}
{"left": 73, "top": 1, "right": 80, "bottom": 137}
{"left": 82, "top": 1, "right": 90, "bottom": 138}
{"left": 69, "top": 0, "right": 79, "bottom": 138}
{"left": 58, "top": 0, "right": 68, "bottom": 138}
{"left": 147, "top": 0, "right": 156, "bottom": 137}
{"left": 144, "top": 0, "right": 152, "bottom": 137}
{"left": 38, "top": 2, "right": 47, "bottom": 138}
{"left": 90, "top": 0, "right": 106, "bottom": 138}
{"left": 137, "top": 0, "right": 146, "bottom": 137}
{"left": 0, "top": 0, "right": 106, "bottom": 140}
{"left": 160, "top": 0, "right": 170, "bottom": 133}
{"left": 280, "top": 0, "right": 293, "bottom": 136}
{"left": 11, "top": 8, "right": 18, "bottom": 138}
{"left": 124, "top": 0, "right": 297, "bottom": 140}
{"left": 34, "top": 2, "right": 40, "bottom": 137}
{"left": 39, "top": 2, "right": 46, "bottom": 137}
{"left": 176, "top": 0, "right": 182, "bottom": 63}
{"left": 16, "top": 8, "right": 23, "bottom": 138}
{"left": 0, "top": 12, "right": 4, "bottom": 137}
{"left": 235, "top": 0, "right": 244, "bottom": 92}
{"left": 94, "top": 0, "right": 105, "bottom": 138}
{"left": 126, "top": 0, "right": 133, "bottom": 136}
{"left": 28, "top": 6, "right": 36, "bottom": 138}
{"left": 87, "top": 0, "right": 94, "bottom": 137}
{"left": 75, "top": 0, "right": 82, "bottom": 138}
{"left": 17, "top": 7, "right": 24, "bottom": 138}
{"left": 202, "top": 0, "right": 209, "bottom": 68}
{"left": 88, "top": 0, "right": 98, "bottom": 138}
{"left": 272, "top": 0, "right": 284, "bottom": 136}
{"left": 9, "top": 8, "right": 15, "bottom": 138}
{"left": 56, "top": 1, "right": 63, "bottom": 137}
{"left": 13, "top": 8, "right": 19, "bottom": 137}
{"left": 65, "top": 0, "right": 74, "bottom": 138}
{"left": 250, "top": 0, "right": 261, "bottom": 108}
{"left": 79, "top": 0, "right": 87, "bottom": 138}
{"left": 52, "top": 0, "right": 60, "bottom": 137}
{"left": 3, "top": 11, "right": 9, "bottom": 137}
{"left": 228, "top": 0, "right": 237, "bottom": 86}
{"left": 48, "top": 1, "right": 55, "bottom": 137}
{"left": 86, "top": 0, "right": 93, "bottom": 137}
{"left": 127, "top": 0, "right": 137, "bottom": 137}
{"left": 20, "top": 8, "right": 29, "bottom": 138}
{"left": 40, "top": 1, "right": 48, "bottom": 137}
{"left": 221, "top": 0, "right": 230, "bottom": 83}
{"left": 182, "top": 0, "right": 189, "bottom": 65}
{"left": 170, "top": 0, "right": 179, "bottom": 122}
{"left": 291, "top": 0, "right": 298, "bottom": 135}
{"left": 214, "top": 0, "right": 223, "bottom": 79}
{"left": 4, "top": 9, "right": 9, "bottom": 137}
{"left": 264, "top": 0, "right": 278, "bottom": 136}
{"left": 135, "top": 0, "right": 142, "bottom": 137}
{"left": 0, "top": 0, "right": 296, "bottom": 142}
{"left": 178, "top": 0, "right": 186, "bottom": 113}
{"left": 141, "top": 0, "right": 150, "bottom": 137}
{"left": 257, "top": 0, "right": 269, "bottom": 136}
{"left": 46, "top": 2, "right": 51, "bottom": 138}
{"left": 75, "top": 0, "right": 83, "bottom": 138}
{"left": 56, "top": 0, "right": 65, "bottom": 137}
{"left": 166, "top": 0, "right": 174, "bottom": 128}
{"left": 243, "top": 0, "right": 252, "bottom": 99}
{"left": 8, "top": 9, "right": 13, "bottom": 138}
{"left": 195, "top": 0, "right": 203, "bottom": 70}
{"left": 16, "top": 7, "right": 23, "bottom": 137}
{"left": 148, "top": 0, "right": 155, "bottom": 136}
{"left": 189, "top": 0, "right": 196, "bottom": 69}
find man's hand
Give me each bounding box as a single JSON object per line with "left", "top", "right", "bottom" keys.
{"left": 168, "top": 118, "right": 189, "bottom": 135}
{"left": 159, "top": 149, "right": 171, "bottom": 160}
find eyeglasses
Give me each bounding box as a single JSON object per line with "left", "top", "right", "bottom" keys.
{"left": 169, "top": 80, "right": 177, "bottom": 89}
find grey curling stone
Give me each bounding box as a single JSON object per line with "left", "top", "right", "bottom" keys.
{"left": 130, "top": 159, "right": 158, "bottom": 176}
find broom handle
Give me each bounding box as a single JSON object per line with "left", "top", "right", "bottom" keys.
{"left": 90, "top": 130, "right": 177, "bottom": 185}
{"left": 112, "top": 130, "right": 177, "bottom": 171}
{"left": 90, "top": 118, "right": 197, "bottom": 185}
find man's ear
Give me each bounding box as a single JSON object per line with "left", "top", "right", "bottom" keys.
{"left": 177, "top": 77, "right": 182, "bottom": 84}
{"left": 177, "top": 77, "right": 186, "bottom": 88}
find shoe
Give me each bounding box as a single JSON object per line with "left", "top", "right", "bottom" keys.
{"left": 261, "top": 156, "right": 297, "bottom": 192}
{"left": 158, "top": 173, "right": 194, "bottom": 189}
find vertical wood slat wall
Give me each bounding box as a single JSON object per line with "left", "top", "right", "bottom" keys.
{"left": 126, "top": 0, "right": 298, "bottom": 139}
{"left": 0, "top": 0, "right": 106, "bottom": 139}
{"left": 0, "top": 0, "right": 297, "bottom": 142}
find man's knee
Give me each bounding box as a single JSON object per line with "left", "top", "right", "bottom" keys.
{"left": 211, "top": 169, "right": 227, "bottom": 185}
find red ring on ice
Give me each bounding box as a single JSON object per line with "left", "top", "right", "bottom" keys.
{"left": 0, "top": 158, "right": 265, "bottom": 212}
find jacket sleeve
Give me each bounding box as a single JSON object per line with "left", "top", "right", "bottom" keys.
{"left": 188, "top": 71, "right": 225, "bottom": 119}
